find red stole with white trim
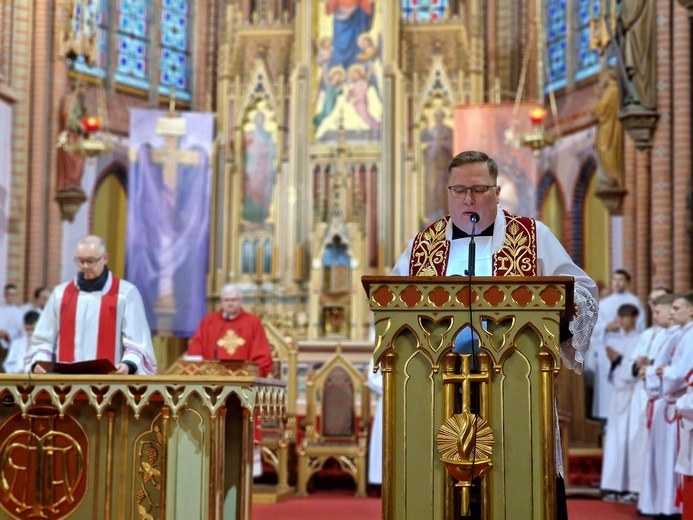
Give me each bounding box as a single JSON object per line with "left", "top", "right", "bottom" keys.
{"left": 408, "top": 211, "right": 538, "bottom": 276}
{"left": 59, "top": 277, "right": 121, "bottom": 363}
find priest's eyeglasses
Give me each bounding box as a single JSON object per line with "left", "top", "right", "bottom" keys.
{"left": 74, "top": 254, "right": 105, "bottom": 267}
{"left": 448, "top": 185, "right": 496, "bottom": 198}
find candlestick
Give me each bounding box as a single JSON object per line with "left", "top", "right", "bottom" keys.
{"left": 295, "top": 243, "right": 303, "bottom": 280}
{"left": 272, "top": 245, "right": 278, "bottom": 279}
{"left": 256, "top": 244, "right": 263, "bottom": 279}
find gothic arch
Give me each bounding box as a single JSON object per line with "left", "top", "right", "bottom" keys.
{"left": 571, "top": 158, "right": 597, "bottom": 268}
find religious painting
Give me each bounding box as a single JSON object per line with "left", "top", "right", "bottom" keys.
{"left": 419, "top": 100, "right": 454, "bottom": 225}
{"left": 241, "top": 103, "right": 278, "bottom": 231}
{"left": 312, "top": 0, "right": 382, "bottom": 143}
{"left": 453, "top": 103, "right": 537, "bottom": 217}
{"left": 126, "top": 109, "right": 214, "bottom": 337}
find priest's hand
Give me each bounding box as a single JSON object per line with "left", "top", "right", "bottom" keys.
{"left": 112, "top": 363, "right": 130, "bottom": 375}
{"left": 33, "top": 364, "right": 47, "bottom": 374}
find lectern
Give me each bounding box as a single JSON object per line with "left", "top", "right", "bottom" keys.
{"left": 0, "top": 362, "right": 285, "bottom": 520}
{"left": 362, "top": 276, "right": 573, "bottom": 520}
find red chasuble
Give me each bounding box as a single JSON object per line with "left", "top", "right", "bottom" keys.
{"left": 187, "top": 310, "right": 274, "bottom": 377}
{"left": 408, "top": 211, "right": 538, "bottom": 276}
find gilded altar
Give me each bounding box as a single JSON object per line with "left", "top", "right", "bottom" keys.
{"left": 0, "top": 369, "right": 285, "bottom": 520}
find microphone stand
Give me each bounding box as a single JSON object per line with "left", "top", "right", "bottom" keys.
{"left": 465, "top": 214, "right": 479, "bottom": 277}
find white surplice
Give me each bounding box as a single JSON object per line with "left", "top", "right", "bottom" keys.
{"left": 367, "top": 363, "right": 383, "bottom": 485}
{"left": 0, "top": 304, "right": 23, "bottom": 351}
{"left": 624, "top": 325, "right": 664, "bottom": 494}
{"left": 639, "top": 322, "right": 693, "bottom": 516}
{"left": 600, "top": 328, "right": 641, "bottom": 493}
{"left": 675, "top": 372, "right": 693, "bottom": 477}
{"left": 25, "top": 272, "right": 157, "bottom": 375}
{"left": 587, "top": 291, "right": 646, "bottom": 420}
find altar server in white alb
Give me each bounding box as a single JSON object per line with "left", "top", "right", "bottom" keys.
{"left": 26, "top": 235, "right": 157, "bottom": 375}
{"left": 639, "top": 292, "right": 693, "bottom": 517}
{"left": 599, "top": 303, "right": 641, "bottom": 503}
{"left": 675, "top": 366, "right": 693, "bottom": 518}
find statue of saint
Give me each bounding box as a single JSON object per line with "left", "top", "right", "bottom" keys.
{"left": 619, "top": 0, "right": 656, "bottom": 109}
{"left": 593, "top": 68, "right": 624, "bottom": 187}
{"left": 56, "top": 84, "right": 88, "bottom": 192}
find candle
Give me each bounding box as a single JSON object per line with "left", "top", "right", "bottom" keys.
{"left": 272, "top": 245, "right": 278, "bottom": 279}
{"left": 295, "top": 243, "right": 303, "bottom": 280}
{"left": 256, "top": 244, "right": 263, "bottom": 279}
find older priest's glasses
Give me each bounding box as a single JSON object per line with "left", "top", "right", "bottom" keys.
{"left": 448, "top": 185, "right": 496, "bottom": 198}
{"left": 74, "top": 255, "right": 105, "bottom": 267}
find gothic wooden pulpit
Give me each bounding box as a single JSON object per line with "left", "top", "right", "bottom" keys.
{"left": 362, "top": 276, "right": 574, "bottom": 520}
{"left": 0, "top": 362, "right": 285, "bottom": 520}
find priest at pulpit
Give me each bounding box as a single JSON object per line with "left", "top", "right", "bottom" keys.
{"left": 26, "top": 235, "right": 157, "bottom": 375}
{"left": 184, "top": 284, "right": 273, "bottom": 377}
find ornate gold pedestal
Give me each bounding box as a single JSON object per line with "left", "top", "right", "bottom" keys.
{"left": 0, "top": 369, "right": 285, "bottom": 520}
{"left": 363, "top": 276, "right": 573, "bottom": 520}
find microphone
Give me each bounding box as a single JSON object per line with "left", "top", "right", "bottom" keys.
{"left": 465, "top": 213, "right": 480, "bottom": 277}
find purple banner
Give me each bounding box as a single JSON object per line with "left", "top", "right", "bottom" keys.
{"left": 126, "top": 109, "right": 214, "bottom": 337}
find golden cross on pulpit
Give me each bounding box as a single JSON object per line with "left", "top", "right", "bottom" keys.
{"left": 216, "top": 330, "right": 246, "bottom": 356}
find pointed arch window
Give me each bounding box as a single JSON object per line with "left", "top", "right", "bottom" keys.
{"left": 545, "top": 0, "right": 601, "bottom": 93}
{"left": 72, "top": 0, "right": 109, "bottom": 78}
{"left": 116, "top": 0, "right": 151, "bottom": 91}
{"left": 546, "top": 0, "right": 567, "bottom": 92}
{"left": 159, "top": 0, "right": 192, "bottom": 101}
{"left": 574, "top": 0, "right": 600, "bottom": 82}
{"left": 401, "top": 0, "right": 449, "bottom": 22}
{"left": 68, "top": 0, "right": 192, "bottom": 103}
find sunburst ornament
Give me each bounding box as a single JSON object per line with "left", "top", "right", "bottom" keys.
{"left": 437, "top": 411, "right": 494, "bottom": 463}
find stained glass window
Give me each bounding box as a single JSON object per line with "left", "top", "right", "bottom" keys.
{"left": 574, "top": 0, "right": 600, "bottom": 82}
{"left": 545, "top": 0, "right": 567, "bottom": 92}
{"left": 158, "top": 0, "right": 191, "bottom": 101}
{"left": 115, "top": 0, "right": 151, "bottom": 91}
{"left": 72, "top": 0, "right": 109, "bottom": 78}
{"left": 401, "top": 0, "right": 449, "bottom": 22}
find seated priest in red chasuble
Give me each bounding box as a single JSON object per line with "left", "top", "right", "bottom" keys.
{"left": 26, "top": 235, "right": 157, "bottom": 375}
{"left": 185, "top": 283, "right": 274, "bottom": 477}
{"left": 185, "top": 284, "right": 273, "bottom": 377}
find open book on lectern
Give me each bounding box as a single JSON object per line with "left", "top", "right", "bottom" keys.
{"left": 36, "top": 358, "right": 117, "bottom": 375}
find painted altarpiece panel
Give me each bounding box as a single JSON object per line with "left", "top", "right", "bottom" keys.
{"left": 241, "top": 101, "right": 278, "bottom": 231}
{"left": 311, "top": 0, "right": 383, "bottom": 144}
{"left": 418, "top": 98, "right": 454, "bottom": 226}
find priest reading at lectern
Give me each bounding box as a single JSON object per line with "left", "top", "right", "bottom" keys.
{"left": 26, "top": 235, "right": 157, "bottom": 375}
{"left": 391, "top": 151, "right": 599, "bottom": 519}
{"left": 184, "top": 284, "right": 273, "bottom": 377}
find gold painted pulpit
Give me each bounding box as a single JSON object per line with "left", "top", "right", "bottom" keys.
{"left": 362, "top": 276, "right": 574, "bottom": 520}
{"left": 0, "top": 362, "right": 285, "bottom": 520}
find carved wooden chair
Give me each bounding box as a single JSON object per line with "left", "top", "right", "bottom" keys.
{"left": 296, "top": 348, "right": 370, "bottom": 497}
{"left": 259, "top": 320, "right": 298, "bottom": 491}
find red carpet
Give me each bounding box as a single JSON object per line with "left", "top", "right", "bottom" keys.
{"left": 252, "top": 490, "right": 381, "bottom": 520}
{"left": 252, "top": 493, "right": 639, "bottom": 520}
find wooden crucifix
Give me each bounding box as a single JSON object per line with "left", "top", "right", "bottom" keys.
{"left": 151, "top": 90, "right": 199, "bottom": 190}
{"left": 148, "top": 89, "right": 200, "bottom": 331}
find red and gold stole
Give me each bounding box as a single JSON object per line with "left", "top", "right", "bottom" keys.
{"left": 59, "top": 277, "right": 121, "bottom": 363}
{"left": 408, "top": 211, "right": 538, "bottom": 276}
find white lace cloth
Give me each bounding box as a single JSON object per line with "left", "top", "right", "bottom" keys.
{"left": 555, "top": 285, "right": 599, "bottom": 476}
